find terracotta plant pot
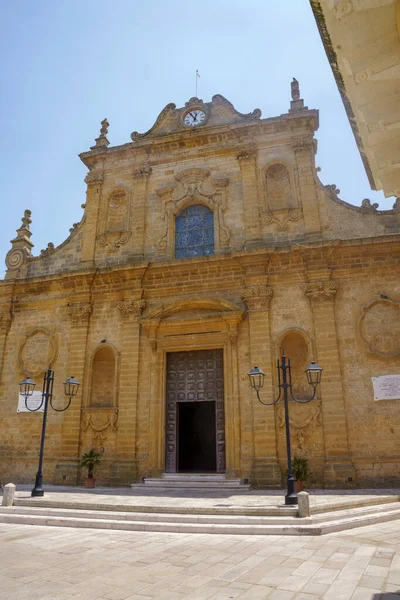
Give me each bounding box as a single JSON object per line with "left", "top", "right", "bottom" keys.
{"left": 295, "top": 480, "right": 305, "bottom": 493}
{"left": 85, "top": 478, "right": 96, "bottom": 489}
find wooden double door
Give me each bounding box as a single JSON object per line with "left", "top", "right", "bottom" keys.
{"left": 165, "top": 349, "right": 225, "bottom": 473}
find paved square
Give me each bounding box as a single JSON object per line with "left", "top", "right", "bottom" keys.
{"left": 0, "top": 518, "right": 399, "bottom": 599}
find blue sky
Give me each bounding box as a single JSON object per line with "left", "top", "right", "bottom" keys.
{"left": 0, "top": 0, "right": 390, "bottom": 275}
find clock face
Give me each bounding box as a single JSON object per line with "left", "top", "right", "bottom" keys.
{"left": 184, "top": 109, "right": 206, "bottom": 127}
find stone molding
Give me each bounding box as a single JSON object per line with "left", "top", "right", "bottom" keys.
{"left": 305, "top": 281, "right": 338, "bottom": 303}
{"left": 67, "top": 302, "right": 92, "bottom": 325}
{"left": 117, "top": 299, "right": 146, "bottom": 320}
{"left": 242, "top": 286, "right": 273, "bottom": 311}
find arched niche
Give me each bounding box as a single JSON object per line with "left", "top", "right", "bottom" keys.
{"left": 279, "top": 330, "right": 310, "bottom": 398}
{"left": 106, "top": 187, "right": 129, "bottom": 232}
{"left": 89, "top": 345, "right": 117, "bottom": 407}
{"left": 264, "top": 162, "right": 296, "bottom": 211}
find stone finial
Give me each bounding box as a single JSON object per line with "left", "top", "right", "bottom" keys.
{"left": 90, "top": 118, "right": 110, "bottom": 150}
{"left": 289, "top": 78, "right": 307, "bottom": 113}
{"left": 5, "top": 209, "right": 34, "bottom": 273}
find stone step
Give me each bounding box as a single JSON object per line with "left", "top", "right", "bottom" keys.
{"left": 2, "top": 501, "right": 400, "bottom": 535}
{"left": 140, "top": 477, "right": 250, "bottom": 489}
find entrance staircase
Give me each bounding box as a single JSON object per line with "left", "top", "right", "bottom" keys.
{"left": 1, "top": 491, "right": 400, "bottom": 536}
{"left": 138, "top": 473, "right": 251, "bottom": 490}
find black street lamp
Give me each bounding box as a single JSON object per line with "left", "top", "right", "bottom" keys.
{"left": 248, "top": 354, "right": 322, "bottom": 505}
{"left": 19, "top": 368, "right": 80, "bottom": 497}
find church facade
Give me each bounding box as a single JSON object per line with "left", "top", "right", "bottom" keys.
{"left": 1, "top": 85, "right": 400, "bottom": 488}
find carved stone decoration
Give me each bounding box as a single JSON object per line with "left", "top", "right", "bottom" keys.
{"left": 277, "top": 402, "right": 322, "bottom": 452}
{"left": 40, "top": 242, "right": 55, "bottom": 257}
{"left": 289, "top": 78, "right": 307, "bottom": 113}
{"left": 237, "top": 148, "right": 257, "bottom": 163}
{"left": 360, "top": 198, "right": 379, "bottom": 213}
{"left": 82, "top": 408, "right": 118, "bottom": 443}
{"left": 84, "top": 172, "right": 104, "bottom": 185}
{"left": 292, "top": 137, "right": 316, "bottom": 154}
{"left": 358, "top": 297, "right": 400, "bottom": 357}
{"left": 325, "top": 184, "right": 340, "bottom": 197}
{"left": 5, "top": 209, "right": 34, "bottom": 272}
{"left": 67, "top": 302, "right": 92, "bottom": 325}
{"left": 155, "top": 168, "right": 230, "bottom": 256}
{"left": 117, "top": 299, "right": 146, "bottom": 319}
{"left": 242, "top": 286, "right": 273, "bottom": 311}
{"left": 262, "top": 209, "right": 301, "bottom": 232}
{"left": 305, "top": 281, "right": 338, "bottom": 303}
{"left": 18, "top": 328, "right": 57, "bottom": 376}
{"left": 97, "top": 232, "right": 130, "bottom": 254}
{"left": 335, "top": 0, "right": 353, "bottom": 19}
{"left": 133, "top": 166, "right": 152, "bottom": 179}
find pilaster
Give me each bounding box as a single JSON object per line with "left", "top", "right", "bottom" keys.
{"left": 240, "top": 254, "right": 281, "bottom": 487}
{"left": 305, "top": 273, "right": 355, "bottom": 487}
{"left": 54, "top": 302, "right": 92, "bottom": 484}
{"left": 81, "top": 173, "right": 103, "bottom": 263}
{"left": 112, "top": 297, "right": 146, "bottom": 484}
{"left": 237, "top": 149, "right": 262, "bottom": 246}
{"left": 293, "top": 137, "right": 322, "bottom": 235}
{"left": 132, "top": 167, "right": 152, "bottom": 258}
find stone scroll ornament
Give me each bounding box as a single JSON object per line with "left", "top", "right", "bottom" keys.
{"left": 5, "top": 210, "right": 33, "bottom": 271}
{"left": 262, "top": 209, "right": 301, "bottom": 232}
{"left": 358, "top": 297, "right": 400, "bottom": 357}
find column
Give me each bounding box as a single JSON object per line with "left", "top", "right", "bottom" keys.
{"left": 131, "top": 167, "right": 152, "bottom": 258}
{"left": 305, "top": 277, "right": 355, "bottom": 487}
{"left": 54, "top": 302, "right": 92, "bottom": 484}
{"left": 242, "top": 282, "right": 281, "bottom": 487}
{"left": 293, "top": 137, "right": 322, "bottom": 235}
{"left": 112, "top": 297, "right": 146, "bottom": 485}
{"left": 237, "top": 149, "right": 262, "bottom": 246}
{"left": 81, "top": 173, "right": 103, "bottom": 264}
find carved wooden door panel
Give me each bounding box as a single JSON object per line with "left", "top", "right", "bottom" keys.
{"left": 165, "top": 349, "right": 225, "bottom": 473}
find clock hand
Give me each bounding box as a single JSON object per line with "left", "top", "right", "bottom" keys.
{"left": 189, "top": 112, "right": 196, "bottom": 120}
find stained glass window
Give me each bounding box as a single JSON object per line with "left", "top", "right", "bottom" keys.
{"left": 175, "top": 204, "right": 214, "bottom": 259}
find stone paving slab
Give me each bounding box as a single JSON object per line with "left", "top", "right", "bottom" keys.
{"left": 6, "top": 485, "right": 400, "bottom": 512}
{"left": 0, "top": 517, "right": 400, "bottom": 598}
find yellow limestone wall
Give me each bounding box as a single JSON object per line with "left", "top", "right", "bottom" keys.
{"left": 1, "top": 94, "right": 399, "bottom": 488}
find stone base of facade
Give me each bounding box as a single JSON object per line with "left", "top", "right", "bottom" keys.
{"left": 109, "top": 460, "right": 138, "bottom": 487}
{"left": 324, "top": 460, "right": 356, "bottom": 488}
{"left": 53, "top": 459, "right": 80, "bottom": 486}
{"left": 250, "top": 461, "right": 282, "bottom": 488}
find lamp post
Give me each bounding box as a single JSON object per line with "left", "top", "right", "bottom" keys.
{"left": 248, "top": 354, "right": 322, "bottom": 506}
{"left": 19, "top": 368, "right": 80, "bottom": 497}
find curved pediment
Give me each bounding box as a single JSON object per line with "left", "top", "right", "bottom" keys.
{"left": 131, "top": 95, "right": 261, "bottom": 141}
{"left": 146, "top": 297, "right": 243, "bottom": 321}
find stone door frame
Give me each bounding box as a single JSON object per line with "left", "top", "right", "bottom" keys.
{"left": 141, "top": 298, "right": 243, "bottom": 479}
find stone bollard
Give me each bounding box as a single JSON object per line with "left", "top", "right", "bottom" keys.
{"left": 2, "top": 483, "right": 16, "bottom": 507}
{"left": 297, "top": 491, "right": 310, "bottom": 518}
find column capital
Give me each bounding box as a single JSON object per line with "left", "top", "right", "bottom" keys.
{"left": 66, "top": 302, "right": 92, "bottom": 325}
{"left": 237, "top": 147, "right": 257, "bottom": 164}
{"left": 133, "top": 166, "right": 152, "bottom": 180}
{"left": 117, "top": 299, "right": 146, "bottom": 320}
{"left": 305, "top": 281, "right": 338, "bottom": 303}
{"left": 292, "top": 136, "right": 317, "bottom": 155}
{"left": 242, "top": 285, "right": 273, "bottom": 311}
{"left": 84, "top": 172, "right": 104, "bottom": 186}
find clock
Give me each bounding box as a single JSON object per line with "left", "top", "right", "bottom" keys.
{"left": 183, "top": 109, "right": 207, "bottom": 127}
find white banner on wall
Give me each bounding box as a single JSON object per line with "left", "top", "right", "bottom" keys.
{"left": 372, "top": 375, "right": 400, "bottom": 401}
{"left": 17, "top": 391, "right": 44, "bottom": 413}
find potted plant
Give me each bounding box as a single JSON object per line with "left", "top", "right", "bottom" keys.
{"left": 291, "top": 456, "right": 310, "bottom": 492}
{"left": 80, "top": 449, "right": 101, "bottom": 489}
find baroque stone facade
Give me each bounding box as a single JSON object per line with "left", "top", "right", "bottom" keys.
{"left": 1, "top": 88, "right": 400, "bottom": 488}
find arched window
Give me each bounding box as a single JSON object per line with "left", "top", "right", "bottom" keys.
{"left": 175, "top": 204, "right": 214, "bottom": 259}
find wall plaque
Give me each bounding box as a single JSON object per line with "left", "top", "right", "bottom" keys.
{"left": 17, "top": 391, "right": 44, "bottom": 413}
{"left": 372, "top": 375, "right": 400, "bottom": 401}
